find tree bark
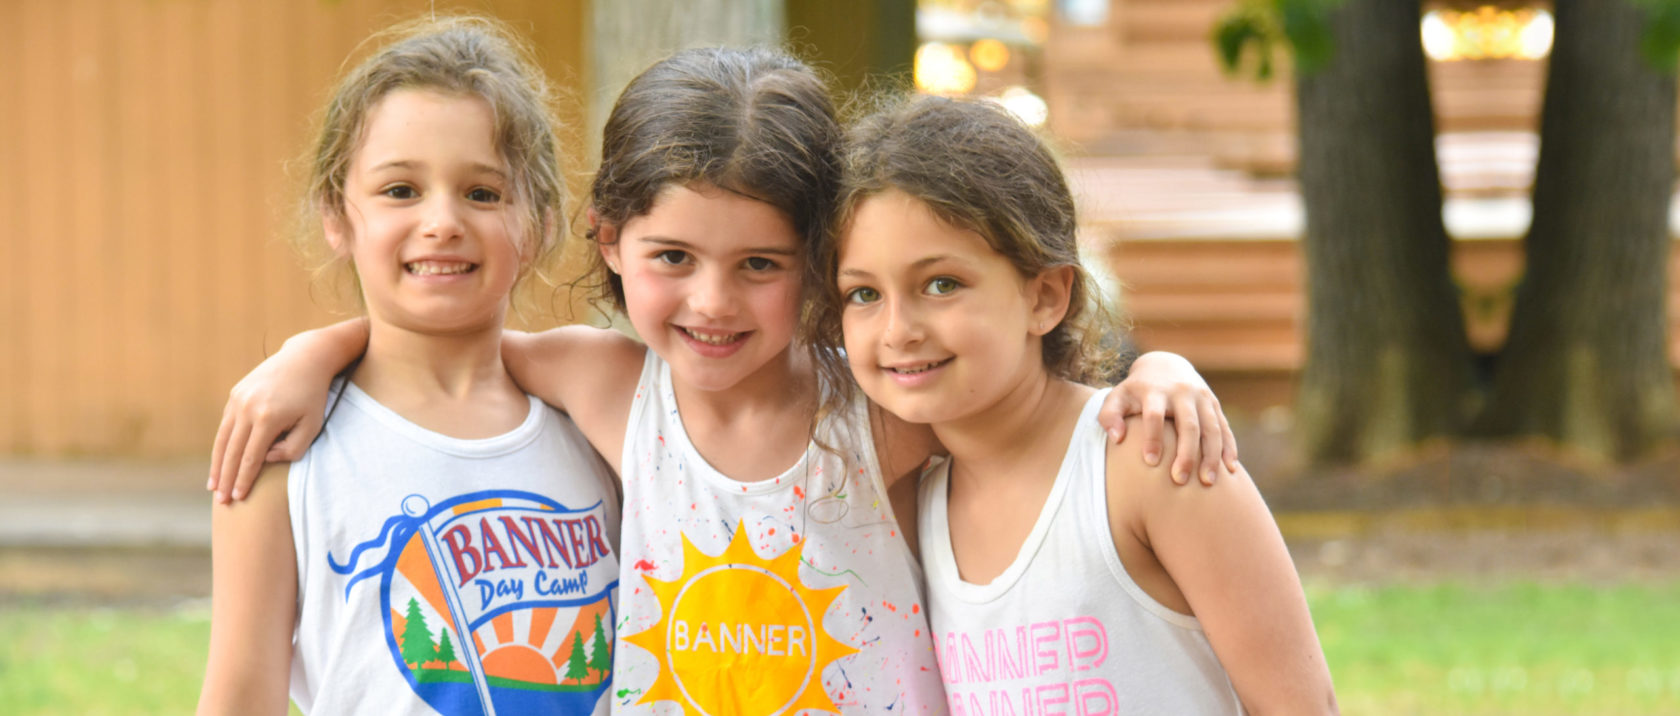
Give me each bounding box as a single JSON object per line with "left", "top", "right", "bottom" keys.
{"left": 1294, "top": 0, "right": 1476, "bottom": 462}
{"left": 587, "top": 0, "right": 784, "bottom": 140}
{"left": 1474, "top": 0, "right": 1678, "bottom": 459}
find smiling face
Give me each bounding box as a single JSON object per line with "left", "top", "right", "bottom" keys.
{"left": 600, "top": 183, "right": 804, "bottom": 394}
{"left": 328, "top": 89, "right": 524, "bottom": 337}
{"left": 837, "top": 190, "right": 1069, "bottom": 426}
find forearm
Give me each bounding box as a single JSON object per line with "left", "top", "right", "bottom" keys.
{"left": 278, "top": 318, "right": 369, "bottom": 377}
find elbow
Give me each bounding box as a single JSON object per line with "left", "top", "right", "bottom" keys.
{"left": 1241, "top": 682, "right": 1339, "bottom": 716}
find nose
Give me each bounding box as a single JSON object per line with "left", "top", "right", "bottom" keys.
{"left": 421, "top": 196, "right": 465, "bottom": 241}
{"left": 882, "top": 296, "right": 924, "bottom": 349}
{"left": 687, "top": 266, "right": 739, "bottom": 320}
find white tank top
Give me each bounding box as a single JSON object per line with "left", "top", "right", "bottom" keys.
{"left": 289, "top": 379, "right": 622, "bottom": 716}
{"left": 918, "top": 389, "right": 1244, "bottom": 715}
{"left": 611, "top": 351, "right": 946, "bottom": 715}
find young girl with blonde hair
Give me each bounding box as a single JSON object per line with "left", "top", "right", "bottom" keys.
{"left": 198, "top": 16, "right": 621, "bottom": 715}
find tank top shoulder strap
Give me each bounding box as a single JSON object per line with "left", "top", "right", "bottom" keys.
{"left": 619, "top": 348, "right": 666, "bottom": 471}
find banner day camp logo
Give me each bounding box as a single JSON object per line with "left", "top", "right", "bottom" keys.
{"left": 332, "top": 489, "right": 619, "bottom": 715}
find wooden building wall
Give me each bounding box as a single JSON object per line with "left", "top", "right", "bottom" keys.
{"left": 0, "top": 0, "right": 587, "bottom": 457}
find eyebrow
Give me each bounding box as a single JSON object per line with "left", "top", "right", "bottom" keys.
{"left": 839, "top": 254, "right": 964, "bottom": 279}
{"left": 640, "top": 236, "right": 799, "bottom": 256}
{"left": 368, "top": 159, "right": 508, "bottom": 179}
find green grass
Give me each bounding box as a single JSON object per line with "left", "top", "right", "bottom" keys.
{"left": 0, "top": 604, "right": 299, "bottom": 716}
{"left": 1, "top": 583, "right": 1677, "bottom": 715}
{"left": 1310, "top": 582, "right": 1680, "bottom": 715}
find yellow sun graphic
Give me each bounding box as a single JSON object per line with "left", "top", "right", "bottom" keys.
{"left": 625, "top": 521, "right": 858, "bottom": 715}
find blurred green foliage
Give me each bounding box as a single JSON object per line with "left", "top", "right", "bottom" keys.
{"left": 1638, "top": 0, "right": 1680, "bottom": 68}
{"left": 1212, "top": 0, "right": 1342, "bottom": 81}
{"left": 1216, "top": 0, "right": 1680, "bottom": 81}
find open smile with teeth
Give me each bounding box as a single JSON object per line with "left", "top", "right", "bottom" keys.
{"left": 680, "top": 327, "right": 746, "bottom": 345}
{"left": 888, "top": 358, "right": 952, "bottom": 375}
{"left": 405, "top": 260, "right": 477, "bottom": 276}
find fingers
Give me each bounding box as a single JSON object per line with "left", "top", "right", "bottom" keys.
{"left": 215, "top": 419, "right": 253, "bottom": 503}
{"left": 1140, "top": 391, "right": 1168, "bottom": 473}
{"left": 1197, "top": 394, "right": 1223, "bottom": 486}
{"left": 1218, "top": 398, "right": 1240, "bottom": 472}
{"left": 1169, "top": 393, "right": 1201, "bottom": 486}
{"left": 1097, "top": 389, "right": 1137, "bottom": 445}
{"left": 231, "top": 425, "right": 273, "bottom": 502}
{"left": 209, "top": 404, "right": 237, "bottom": 490}
{"left": 267, "top": 416, "right": 318, "bottom": 463}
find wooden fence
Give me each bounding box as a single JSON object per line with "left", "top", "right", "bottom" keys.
{"left": 0, "top": 0, "right": 586, "bottom": 457}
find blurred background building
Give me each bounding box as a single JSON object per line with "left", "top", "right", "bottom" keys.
{"left": 2, "top": 0, "right": 1673, "bottom": 458}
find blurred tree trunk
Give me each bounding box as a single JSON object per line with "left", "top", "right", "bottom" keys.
{"left": 587, "top": 0, "right": 783, "bottom": 139}
{"left": 1294, "top": 0, "right": 1475, "bottom": 462}
{"left": 1474, "top": 0, "right": 1679, "bottom": 458}
{"left": 786, "top": 0, "right": 916, "bottom": 97}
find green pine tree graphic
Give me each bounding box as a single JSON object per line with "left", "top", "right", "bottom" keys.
{"left": 587, "top": 613, "right": 611, "bottom": 680}
{"left": 400, "top": 597, "right": 439, "bottom": 669}
{"left": 435, "top": 625, "right": 458, "bottom": 669}
{"left": 564, "top": 630, "right": 588, "bottom": 684}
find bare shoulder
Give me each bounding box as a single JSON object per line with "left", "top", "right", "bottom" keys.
{"left": 1104, "top": 417, "right": 1178, "bottom": 493}
{"left": 215, "top": 463, "right": 293, "bottom": 517}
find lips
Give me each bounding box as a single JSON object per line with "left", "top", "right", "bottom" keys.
{"left": 679, "top": 326, "right": 747, "bottom": 345}
{"left": 886, "top": 357, "right": 952, "bottom": 374}
{"left": 404, "top": 260, "right": 477, "bottom": 276}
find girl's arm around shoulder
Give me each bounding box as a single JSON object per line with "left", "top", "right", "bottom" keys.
{"left": 198, "top": 462, "right": 298, "bottom": 716}
{"left": 503, "top": 325, "right": 646, "bottom": 473}
{"left": 1104, "top": 418, "right": 1339, "bottom": 716}
{"left": 212, "top": 319, "right": 368, "bottom": 502}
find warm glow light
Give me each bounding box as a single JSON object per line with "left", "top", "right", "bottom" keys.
{"left": 1519, "top": 11, "right": 1554, "bottom": 59}
{"left": 915, "top": 42, "right": 977, "bottom": 96}
{"left": 994, "top": 86, "right": 1048, "bottom": 127}
{"left": 970, "top": 38, "right": 1012, "bottom": 72}
{"left": 1421, "top": 12, "right": 1456, "bottom": 62}
{"left": 1420, "top": 6, "right": 1553, "bottom": 62}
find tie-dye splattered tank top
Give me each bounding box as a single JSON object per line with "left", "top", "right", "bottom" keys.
{"left": 611, "top": 351, "right": 946, "bottom": 715}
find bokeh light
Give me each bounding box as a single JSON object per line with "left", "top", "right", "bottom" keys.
{"left": 1421, "top": 6, "right": 1553, "bottom": 62}
{"left": 914, "top": 42, "right": 978, "bottom": 95}
{"left": 994, "top": 85, "right": 1048, "bottom": 127}
{"left": 970, "top": 38, "right": 1012, "bottom": 72}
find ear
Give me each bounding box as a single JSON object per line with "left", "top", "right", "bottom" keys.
{"left": 321, "top": 204, "right": 352, "bottom": 258}
{"left": 590, "top": 208, "right": 623, "bottom": 274}
{"left": 1027, "top": 265, "right": 1076, "bottom": 336}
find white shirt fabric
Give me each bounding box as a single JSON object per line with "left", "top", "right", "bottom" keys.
{"left": 611, "top": 350, "right": 946, "bottom": 715}
{"left": 289, "top": 379, "right": 621, "bottom": 715}
{"left": 918, "top": 389, "right": 1244, "bottom": 715}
